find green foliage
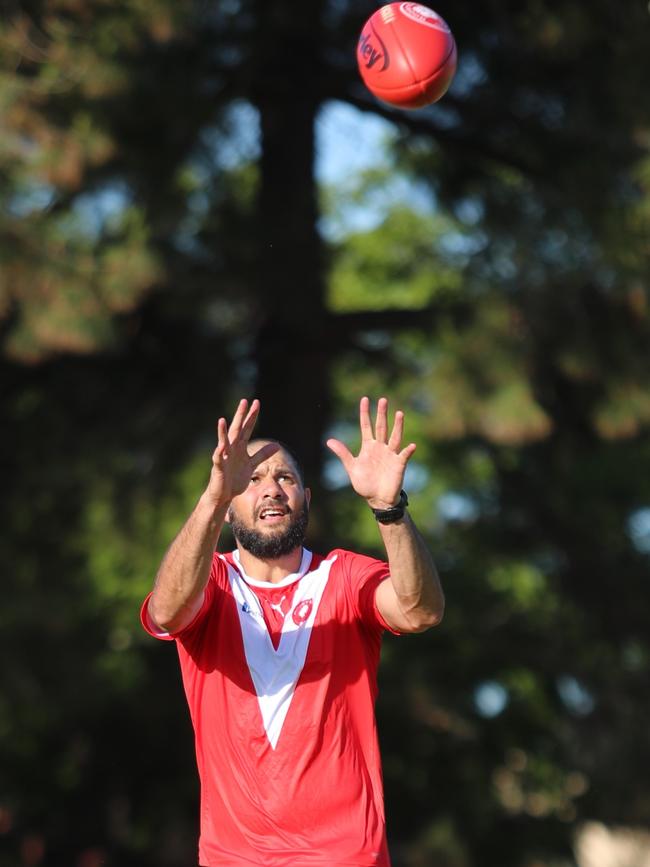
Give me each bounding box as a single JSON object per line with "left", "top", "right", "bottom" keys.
{"left": 329, "top": 205, "right": 462, "bottom": 311}
{"left": 2, "top": 0, "right": 650, "bottom": 865}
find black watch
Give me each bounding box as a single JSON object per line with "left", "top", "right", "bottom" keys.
{"left": 370, "top": 490, "right": 409, "bottom": 524}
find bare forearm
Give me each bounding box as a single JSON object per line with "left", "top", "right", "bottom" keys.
{"left": 146, "top": 398, "right": 281, "bottom": 632}
{"left": 149, "top": 493, "right": 228, "bottom": 632}
{"left": 376, "top": 513, "right": 444, "bottom": 633}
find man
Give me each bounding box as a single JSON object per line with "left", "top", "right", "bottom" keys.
{"left": 141, "top": 396, "right": 444, "bottom": 867}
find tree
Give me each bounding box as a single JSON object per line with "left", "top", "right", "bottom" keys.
{"left": 2, "top": 0, "right": 650, "bottom": 865}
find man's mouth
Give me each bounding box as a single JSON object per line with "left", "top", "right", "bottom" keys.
{"left": 258, "top": 507, "right": 289, "bottom": 522}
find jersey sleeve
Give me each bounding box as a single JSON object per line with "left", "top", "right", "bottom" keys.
{"left": 139, "top": 554, "right": 226, "bottom": 641}
{"left": 337, "top": 549, "right": 400, "bottom": 634}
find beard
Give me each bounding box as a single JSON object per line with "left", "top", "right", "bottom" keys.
{"left": 229, "top": 501, "right": 309, "bottom": 560}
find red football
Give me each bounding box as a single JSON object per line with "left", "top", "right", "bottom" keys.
{"left": 357, "top": 3, "right": 457, "bottom": 109}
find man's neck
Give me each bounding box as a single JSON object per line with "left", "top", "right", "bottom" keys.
{"left": 235, "top": 545, "right": 304, "bottom": 584}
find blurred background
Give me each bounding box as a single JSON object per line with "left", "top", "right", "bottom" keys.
{"left": 2, "top": 1, "right": 650, "bottom": 865}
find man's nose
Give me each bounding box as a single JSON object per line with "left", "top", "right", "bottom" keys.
{"left": 261, "top": 478, "right": 285, "bottom": 498}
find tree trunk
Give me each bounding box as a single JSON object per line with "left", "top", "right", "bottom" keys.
{"left": 251, "top": 0, "right": 330, "bottom": 496}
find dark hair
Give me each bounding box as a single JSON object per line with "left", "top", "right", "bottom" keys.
{"left": 249, "top": 438, "right": 306, "bottom": 485}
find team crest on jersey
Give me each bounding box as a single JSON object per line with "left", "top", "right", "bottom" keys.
{"left": 399, "top": 3, "right": 450, "bottom": 32}
{"left": 292, "top": 598, "right": 313, "bottom": 625}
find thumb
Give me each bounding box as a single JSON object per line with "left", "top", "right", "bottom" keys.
{"left": 326, "top": 438, "right": 355, "bottom": 474}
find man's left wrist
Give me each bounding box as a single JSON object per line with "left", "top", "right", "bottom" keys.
{"left": 370, "top": 490, "right": 409, "bottom": 524}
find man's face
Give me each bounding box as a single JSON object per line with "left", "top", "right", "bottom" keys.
{"left": 227, "top": 445, "right": 311, "bottom": 559}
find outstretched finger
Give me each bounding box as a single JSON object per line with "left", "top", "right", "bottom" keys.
{"left": 399, "top": 442, "right": 417, "bottom": 463}
{"left": 359, "top": 396, "right": 374, "bottom": 442}
{"left": 227, "top": 398, "right": 249, "bottom": 440}
{"left": 388, "top": 410, "right": 404, "bottom": 451}
{"left": 375, "top": 397, "right": 389, "bottom": 444}
{"left": 213, "top": 417, "right": 229, "bottom": 459}
{"left": 240, "top": 398, "right": 261, "bottom": 441}
{"left": 326, "top": 437, "right": 355, "bottom": 475}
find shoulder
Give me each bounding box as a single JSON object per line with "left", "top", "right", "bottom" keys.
{"left": 218, "top": 549, "right": 237, "bottom": 567}
{"left": 318, "top": 548, "right": 389, "bottom": 586}
{"left": 322, "top": 549, "right": 391, "bottom": 630}
{"left": 326, "top": 547, "right": 387, "bottom": 569}
{"left": 212, "top": 550, "right": 236, "bottom": 580}
{"left": 180, "top": 552, "right": 233, "bottom": 632}
{"left": 171, "top": 553, "right": 233, "bottom": 645}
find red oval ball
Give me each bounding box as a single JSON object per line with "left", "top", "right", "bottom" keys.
{"left": 356, "top": 3, "right": 457, "bottom": 109}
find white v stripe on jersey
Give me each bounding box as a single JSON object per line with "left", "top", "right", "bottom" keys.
{"left": 227, "top": 550, "right": 335, "bottom": 749}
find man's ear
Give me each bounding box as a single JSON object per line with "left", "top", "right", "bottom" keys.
{"left": 225, "top": 507, "right": 232, "bottom": 525}
{"left": 305, "top": 488, "right": 312, "bottom": 509}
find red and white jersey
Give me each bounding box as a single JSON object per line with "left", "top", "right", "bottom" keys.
{"left": 141, "top": 548, "right": 395, "bottom": 867}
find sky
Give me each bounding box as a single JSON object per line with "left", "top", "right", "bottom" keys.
{"left": 315, "top": 100, "right": 396, "bottom": 184}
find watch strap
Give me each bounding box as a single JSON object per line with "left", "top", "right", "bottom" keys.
{"left": 370, "top": 490, "right": 409, "bottom": 524}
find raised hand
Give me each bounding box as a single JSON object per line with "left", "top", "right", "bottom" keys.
{"left": 326, "top": 396, "right": 416, "bottom": 510}
{"left": 207, "top": 399, "right": 278, "bottom": 505}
